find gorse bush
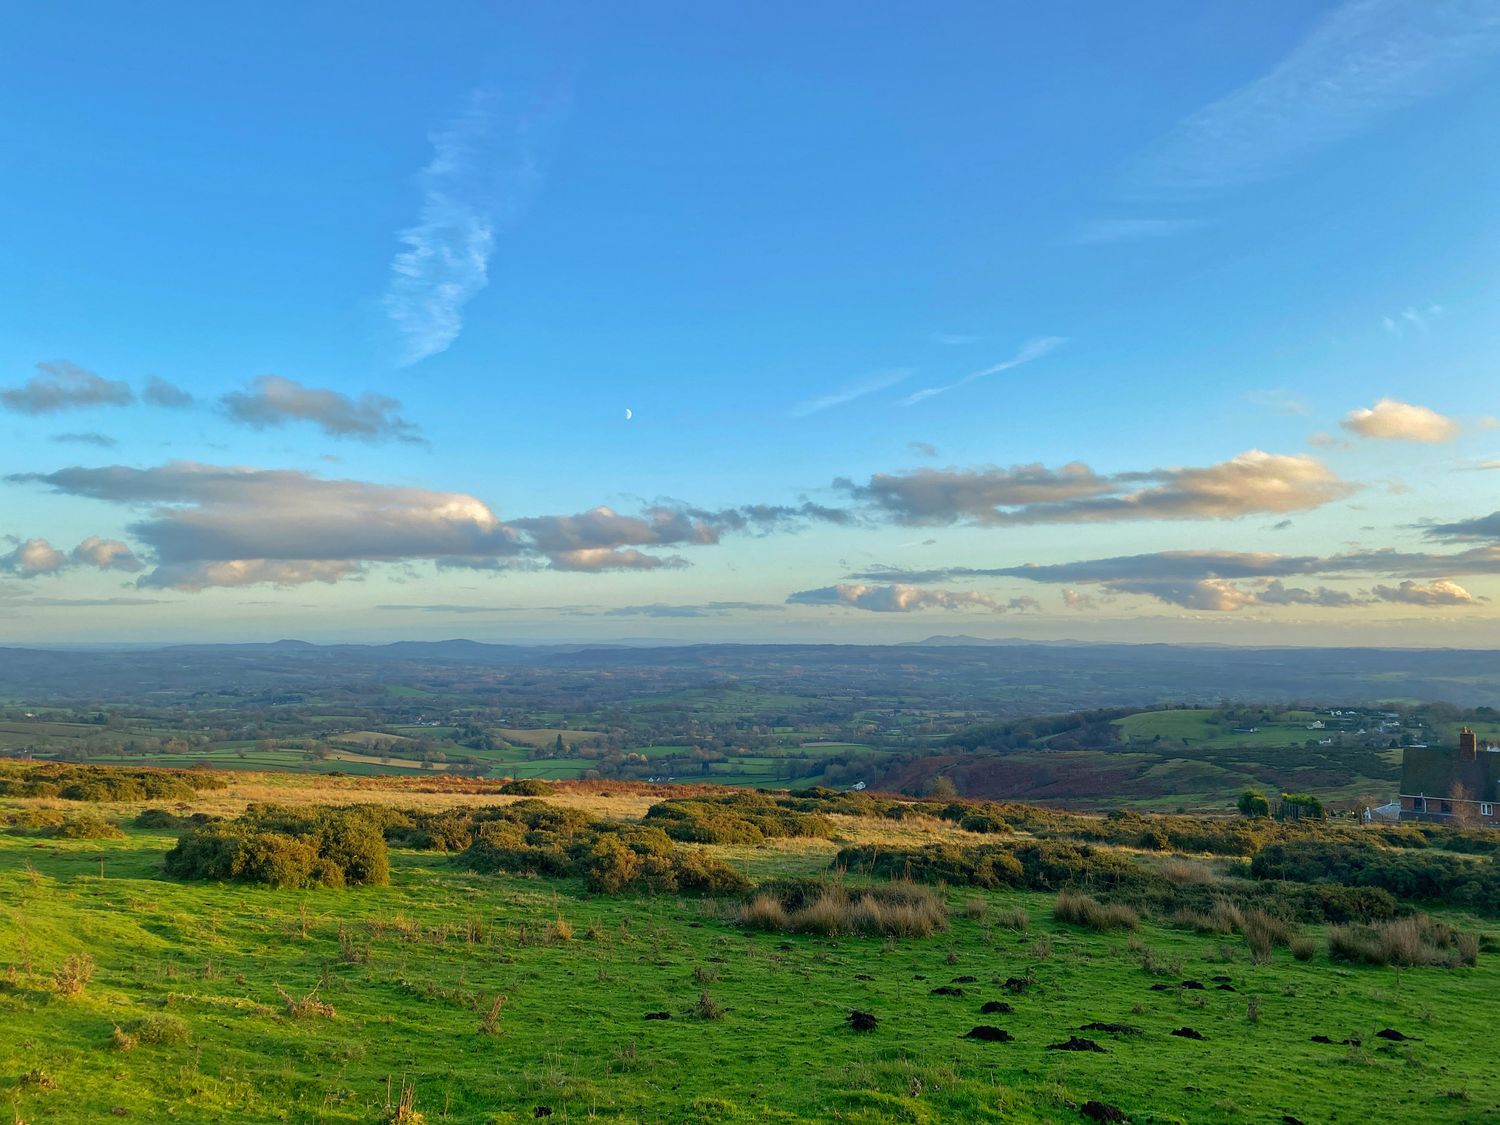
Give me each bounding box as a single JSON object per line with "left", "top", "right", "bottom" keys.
{"left": 0, "top": 763, "right": 224, "bottom": 802}
{"left": 45, "top": 815, "right": 125, "bottom": 840}
{"left": 1251, "top": 840, "right": 1500, "bottom": 914}
{"left": 449, "top": 800, "right": 749, "bottom": 895}
{"left": 644, "top": 791, "right": 834, "bottom": 845}
{"left": 498, "top": 779, "right": 554, "bottom": 797}
{"left": 165, "top": 804, "right": 390, "bottom": 888}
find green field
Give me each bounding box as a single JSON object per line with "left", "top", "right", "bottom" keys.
{"left": 2, "top": 770, "right": 1498, "bottom": 1123}
{"left": 1115, "top": 709, "right": 1332, "bottom": 748}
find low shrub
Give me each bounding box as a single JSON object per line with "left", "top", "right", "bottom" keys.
{"left": 498, "top": 779, "right": 554, "bottom": 797}
{"left": 46, "top": 816, "right": 125, "bottom": 840}
{"left": 165, "top": 805, "right": 390, "bottom": 888}
{"left": 132, "top": 1014, "right": 191, "bottom": 1045}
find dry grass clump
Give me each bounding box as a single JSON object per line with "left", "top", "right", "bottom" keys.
{"left": 1160, "top": 859, "right": 1219, "bottom": 886}
{"left": 53, "top": 952, "right": 95, "bottom": 998}
{"left": 1242, "top": 910, "right": 1294, "bottom": 963}
{"left": 736, "top": 882, "right": 948, "bottom": 938}
{"left": 1329, "top": 915, "right": 1479, "bottom": 968}
{"left": 1174, "top": 898, "right": 1245, "bottom": 936}
{"left": 1053, "top": 890, "right": 1138, "bottom": 932}
{"left": 695, "top": 990, "right": 724, "bottom": 1020}
{"left": 111, "top": 1025, "right": 137, "bottom": 1052}
{"left": 276, "top": 983, "right": 336, "bottom": 1019}
{"left": 547, "top": 916, "right": 575, "bottom": 943}
{"left": 1290, "top": 935, "right": 1318, "bottom": 962}
{"left": 993, "top": 906, "right": 1030, "bottom": 931}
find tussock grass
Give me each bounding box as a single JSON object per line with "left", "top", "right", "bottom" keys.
{"left": 1329, "top": 915, "right": 1479, "bottom": 968}
{"left": 1053, "top": 891, "right": 1138, "bottom": 932}
{"left": 736, "top": 882, "right": 948, "bottom": 938}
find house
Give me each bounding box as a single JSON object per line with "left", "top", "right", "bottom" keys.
{"left": 1399, "top": 727, "right": 1500, "bottom": 826}
{"left": 1307, "top": 720, "right": 1325, "bottom": 730}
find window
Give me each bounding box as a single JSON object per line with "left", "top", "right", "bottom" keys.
{"left": 1412, "top": 797, "right": 1426, "bottom": 812}
{"left": 1483, "top": 803, "right": 1494, "bottom": 817}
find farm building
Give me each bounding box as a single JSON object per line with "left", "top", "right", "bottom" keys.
{"left": 1398, "top": 727, "right": 1500, "bottom": 826}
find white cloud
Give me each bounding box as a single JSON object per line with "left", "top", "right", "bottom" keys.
{"left": 0, "top": 538, "right": 68, "bottom": 577}
{"left": 1371, "top": 578, "right": 1481, "bottom": 606}
{"left": 841, "top": 450, "right": 1354, "bottom": 526}
{"left": 1341, "top": 398, "right": 1458, "bottom": 442}
{"left": 787, "top": 583, "right": 1016, "bottom": 613}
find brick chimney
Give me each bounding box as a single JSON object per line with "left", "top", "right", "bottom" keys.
{"left": 1459, "top": 726, "right": 1478, "bottom": 760}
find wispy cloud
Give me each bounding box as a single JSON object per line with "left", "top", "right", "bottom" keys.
{"left": 900, "top": 337, "right": 1065, "bottom": 406}
{"left": 1131, "top": 0, "right": 1500, "bottom": 193}
{"left": 790, "top": 369, "right": 909, "bottom": 418}
{"left": 1382, "top": 303, "right": 1445, "bottom": 335}
{"left": 1244, "top": 388, "right": 1311, "bottom": 416}
{"left": 1068, "top": 218, "right": 1208, "bottom": 244}
{"left": 384, "top": 88, "right": 560, "bottom": 366}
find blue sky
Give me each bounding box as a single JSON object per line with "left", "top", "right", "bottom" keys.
{"left": 4, "top": 0, "right": 1500, "bottom": 645}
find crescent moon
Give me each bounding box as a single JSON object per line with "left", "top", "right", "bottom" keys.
{"left": 625, "top": 407, "right": 633, "bottom": 420}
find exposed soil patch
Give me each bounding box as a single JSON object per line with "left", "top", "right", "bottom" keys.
{"left": 1376, "top": 1028, "right": 1417, "bottom": 1042}
{"left": 1079, "top": 1022, "right": 1141, "bottom": 1036}
{"left": 1047, "top": 1036, "right": 1106, "bottom": 1053}
{"left": 1081, "top": 1101, "right": 1129, "bottom": 1123}
{"left": 847, "top": 1010, "right": 878, "bottom": 1032}
{"left": 1171, "top": 1027, "right": 1205, "bottom": 1040}
{"left": 1002, "top": 976, "right": 1032, "bottom": 994}
{"left": 644, "top": 1011, "right": 671, "bottom": 1020}
{"left": 963, "top": 1025, "right": 1014, "bottom": 1042}
{"left": 930, "top": 985, "right": 965, "bottom": 997}
{"left": 1179, "top": 980, "right": 1205, "bottom": 990}
{"left": 980, "top": 1001, "right": 1014, "bottom": 1015}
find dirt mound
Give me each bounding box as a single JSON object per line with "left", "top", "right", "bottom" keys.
{"left": 1376, "top": 1028, "right": 1417, "bottom": 1041}
{"left": 930, "top": 985, "right": 965, "bottom": 997}
{"left": 1148, "top": 983, "right": 1174, "bottom": 991}
{"left": 979, "top": 1001, "right": 1014, "bottom": 1015}
{"left": 533, "top": 1109, "right": 553, "bottom": 1119}
{"left": 1283, "top": 1117, "right": 1307, "bottom": 1125}
{"left": 1179, "top": 980, "right": 1205, "bottom": 990}
{"left": 963, "top": 1025, "right": 1014, "bottom": 1042}
{"left": 854, "top": 973, "right": 874, "bottom": 981}
{"left": 1171, "top": 1027, "right": 1205, "bottom": 1040}
{"left": 1081, "top": 1101, "right": 1129, "bottom": 1123}
{"left": 1310, "top": 1035, "right": 1335, "bottom": 1044}
{"left": 951, "top": 975, "right": 978, "bottom": 983}
{"left": 1079, "top": 1022, "right": 1140, "bottom": 1036}
{"left": 1215, "top": 983, "right": 1236, "bottom": 992}
{"left": 643, "top": 1011, "right": 671, "bottom": 1020}
{"left": 847, "top": 1010, "right": 878, "bottom": 1032}
{"left": 1047, "top": 1036, "right": 1106, "bottom": 1053}
{"left": 1002, "top": 976, "right": 1032, "bottom": 994}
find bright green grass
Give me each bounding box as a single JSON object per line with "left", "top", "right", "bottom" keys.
{"left": 2, "top": 825, "right": 1497, "bottom": 1123}
{"left": 1116, "top": 709, "right": 1366, "bottom": 749}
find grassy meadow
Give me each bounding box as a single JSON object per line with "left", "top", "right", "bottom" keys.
{"left": 1, "top": 771, "right": 1497, "bottom": 1123}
